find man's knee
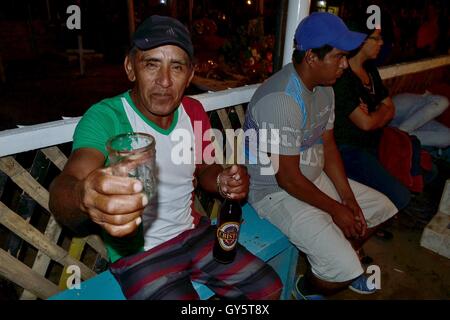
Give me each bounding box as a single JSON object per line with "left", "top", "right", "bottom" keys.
{"left": 363, "top": 190, "right": 398, "bottom": 228}
{"left": 433, "top": 95, "right": 449, "bottom": 111}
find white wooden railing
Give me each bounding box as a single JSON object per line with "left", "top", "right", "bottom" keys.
{"left": 1, "top": 55, "right": 449, "bottom": 158}
{"left": 0, "top": 84, "right": 260, "bottom": 157}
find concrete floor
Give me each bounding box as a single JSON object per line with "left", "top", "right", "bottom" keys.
{"left": 333, "top": 214, "right": 450, "bottom": 300}
{"left": 294, "top": 213, "right": 450, "bottom": 300}
{"left": 296, "top": 158, "right": 450, "bottom": 300}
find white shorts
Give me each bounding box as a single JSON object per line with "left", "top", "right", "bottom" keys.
{"left": 252, "top": 172, "right": 397, "bottom": 283}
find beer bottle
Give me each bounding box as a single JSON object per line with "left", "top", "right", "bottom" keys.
{"left": 213, "top": 136, "right": 242, "bottom": 264}
{"left": 213, "top": 198, "right": 242, "bottom": 264}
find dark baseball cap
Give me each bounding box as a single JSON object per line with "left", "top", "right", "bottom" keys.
{"left": 295, "top": 12, "right": 366, "bottom": 51}
{"left": 132, "top": 15, "right": 194, "bottom": 59}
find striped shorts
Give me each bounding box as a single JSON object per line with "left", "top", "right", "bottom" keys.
{"left": 109, "top": 217, "right": 282, "bottom": 300}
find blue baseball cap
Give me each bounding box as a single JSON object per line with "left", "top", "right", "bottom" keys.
{"left": 295, "top": 12, "right": 366, "bottom": 51}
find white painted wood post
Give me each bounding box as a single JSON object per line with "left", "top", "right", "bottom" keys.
{"left": 282, "top": 0, "right": 311, "bottom": 66}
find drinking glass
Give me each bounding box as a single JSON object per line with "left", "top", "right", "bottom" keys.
{"left": 106, "top": 132, "right": 156, "bottom": 200}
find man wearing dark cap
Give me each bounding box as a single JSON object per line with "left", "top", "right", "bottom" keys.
{"left": 49, "top": 15, "right": 282, "bottom": 300}
{"left": 244, "top": 12, "right": 397, "bottom": 299}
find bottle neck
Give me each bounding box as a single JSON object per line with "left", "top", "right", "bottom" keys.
{"left": 223, "top": 197, "right": 241, "bottom": 205}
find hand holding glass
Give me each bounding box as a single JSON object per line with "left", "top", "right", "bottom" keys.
{"left": 106, "top": 132, "right": 156, "bottom": 200}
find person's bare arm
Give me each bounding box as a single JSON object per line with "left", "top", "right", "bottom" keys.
{"left": 49, "top": 148, "right": 147, "bottom": 237}
{"left": 349, "top": 96, "right": 395, "bottom": 131}
{"left": 274, "top": 153, "right": 362, "bottom": 238}
{"left": 322, "top": 129, "right": 356, "bottom": 203}
{"left": 322, "top": 129, "right": 367, "bottom": 237}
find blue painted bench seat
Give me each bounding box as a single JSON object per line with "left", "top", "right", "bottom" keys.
{"left": 49, "top": 203, "right": 298, "bottom": 300}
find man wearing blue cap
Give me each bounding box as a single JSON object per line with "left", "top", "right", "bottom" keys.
{"left": 244, "top": 12, "right": 397, "bottom": 298}
{"left": 50, "top": 15, "right": 282, "bottom": 300}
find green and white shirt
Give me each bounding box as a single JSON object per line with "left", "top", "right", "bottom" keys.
{"left": 73, "top": 91, "right": 212, "bottom": 262}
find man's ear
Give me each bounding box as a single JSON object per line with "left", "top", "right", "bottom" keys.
{"left": 304, "top": 50, "right": 318, "bottom": 66}
{"left": 124, "top": 55, "right": 136, "bottom": 82}
{"left": 186, "top": 66, "right": 195, "bottom": 89}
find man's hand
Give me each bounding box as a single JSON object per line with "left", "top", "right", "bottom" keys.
{"left": 217, "top": 165, "right": 249, "bottom": 200}
{"left": 78, "top": 167, "right": 148, "bottom": 238}
{"left": 331, "top": 204, "right": 364, "bottom": 239}
{"left": 342, "top": 197, "right": 367, "bottom": 238}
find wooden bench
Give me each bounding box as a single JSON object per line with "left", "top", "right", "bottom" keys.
{"left": 48, "top": 203, "right": 298, "bottom": 300}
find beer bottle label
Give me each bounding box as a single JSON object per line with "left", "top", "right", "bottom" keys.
{"left": 216, "top": 222, "right": 240, "bottom": 251}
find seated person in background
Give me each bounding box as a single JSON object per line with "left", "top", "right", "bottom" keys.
{"left": 394, "top": 2, "right": 449, "bottom": 149}
{"left": 333, "top": 26, "right": 410, "bottom": 212}
{"left": 333, "top": 22, "right": 448, "bottom": 214}
{"left": 243, "top": 13, "right": 397, "bottom": 299}
{"left": 48, "top": 15, "right": 282, "bottom": 300}
{"left": 389, "top": 92, "right": 449, "bottom": 149}
{"left": 392, "top": 2, "right": 449, "bottom": 149}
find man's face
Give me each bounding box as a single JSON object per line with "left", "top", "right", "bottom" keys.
{"left": 125, "top": 45, "right": 194, "bottom": 117}
{"left": 314, "top": 48, "right": 348, "bottom": 86}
